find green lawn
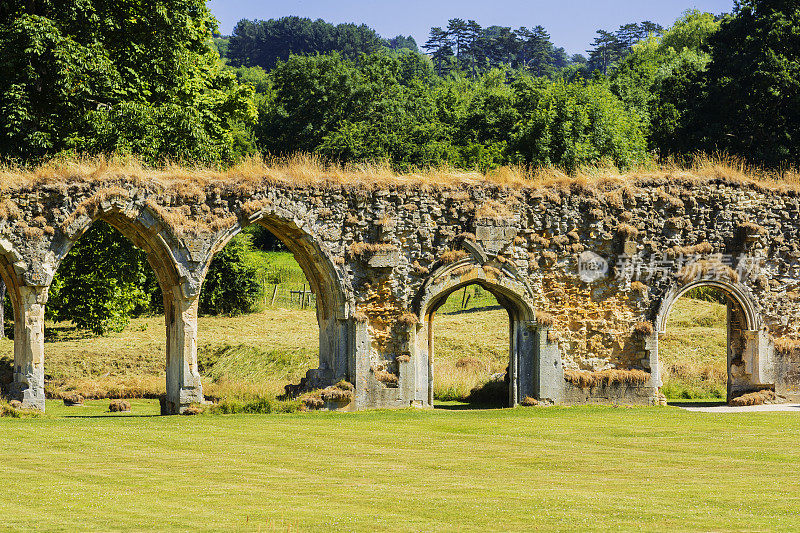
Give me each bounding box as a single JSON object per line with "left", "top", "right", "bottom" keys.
{"left": 1, "top": 402, "right": 799, "bottom": 531}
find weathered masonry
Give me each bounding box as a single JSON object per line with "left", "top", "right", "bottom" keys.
{"left": 2, "top": 169, "right": 799, "bottom": 413}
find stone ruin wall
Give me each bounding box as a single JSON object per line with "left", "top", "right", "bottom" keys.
{"left": 1, "top": 172, "right": 800, "bottom": 411}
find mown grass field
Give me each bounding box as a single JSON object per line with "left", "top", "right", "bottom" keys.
{"left": 1, "top": 403, "right": 799, "bottom": 531}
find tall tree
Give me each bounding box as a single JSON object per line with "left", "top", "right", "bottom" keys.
{"left": 447, "top": 18, "right": 470, "bottom": 68}
{"left": 482, "top": 26, "right": 520, "bottom": 66}
{"left": 640, "top": 21, "right": 666, "bottom": 38}
{"left": 701, "top": 0, "right": 800, "bottom": 167}
{"left": 588, "top": 30, "right": 624, "bottom": 74}
{"left": 587, "top": 22, "right": 665, "bottom": 76}
{"left": 0, "top": 0, "right": 255, "bottom": 164}
{"left": 608, "top": 11, "right": 720, "bottom": 156}
{"left": 462, "top": 20, "right": 484, "bottom": 76}
{"left": 386, "top": 35, "right": 418, "bottom": 51}
{"left": 518, "top": 25, "right": 554, "bottom": 76}
{"left": 423, "top": 27, "right": 454, "bottom": 76}
{"left": 227, "top": 17, "right": 383, "bottom": 70}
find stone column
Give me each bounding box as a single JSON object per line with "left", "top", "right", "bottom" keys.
{"left": 163, "top": 290, "right": 204, "bottom": 414}
{"left": 514, "top": 320, "right": 537, "bottom": 404}
{"left": 534, "top": 326, "right": 564, "bottom": 404}
{"left": 10, "top": 285, "right": 48, "bottom": 411}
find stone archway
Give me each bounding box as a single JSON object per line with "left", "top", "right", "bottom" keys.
{"left": 42, "top": 203, "right": 203, "bottom": 414}
{"left": 207, "top": 205, "right": 354, "bottom": 391}
{"left": 411, "top": 258, "right": 560, "bottom": 407}
{"left": 651, "top": 277, "right": 771, "bottom": 401}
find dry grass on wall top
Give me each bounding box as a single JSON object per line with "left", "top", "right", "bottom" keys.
{"left": 3, "top": 153, "right": 800, "bottom": 193}
{"left": 348, "top": 242, "right": 397, "bottom": 259}
{"left": 440, "top": 249, "right": 469, "bottom": 264}
{"left": 535, "top": 311, "right": 555, "bottom": 328}
{"left": 633, "top": 322, "right": 654, "bottom": 336}
{"left": 564, "top": 369, "right": 651, "bottom": 389}
{"left": 677, "top": 260, "right": 740, "bottom": 285}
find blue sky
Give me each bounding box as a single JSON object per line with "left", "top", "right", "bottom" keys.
{"left": 206, "top": 0, "right": 734, "bottom": 55}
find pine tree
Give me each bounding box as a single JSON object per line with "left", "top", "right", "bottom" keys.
{"left": 423, "top": 27, "right": 454, "bottom": 76}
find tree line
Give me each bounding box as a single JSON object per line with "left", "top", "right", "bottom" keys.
{"left": 225, "top": 16, "right": 417, "bottom": 71}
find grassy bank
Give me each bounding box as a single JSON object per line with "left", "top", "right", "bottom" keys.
{"left": 1, "top": 404, "right": 799, "bottom": 531}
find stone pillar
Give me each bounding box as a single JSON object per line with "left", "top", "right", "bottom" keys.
{"left": 10, "top": 286, "right": 48, "bottom": 411}
{"left": 351, "top": 318, "right": 372, "bottom": 408}
{"left": 644, "top": 335, "right": 661, "bottom": 388}
{"left": 534, "top": 327, "right": 563, "bottom": 403}
{"left": 318, "top": 315, "right": 350, "bottom": 384}
{"left": 163, "top": 290, "right": 204, "bottom": 414}
{"left": 514, "top": 320, "right": 537, "bottom": 404}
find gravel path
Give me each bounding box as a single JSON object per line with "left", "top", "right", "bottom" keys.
{"left": 677, "top": 403, "right": 800, "bottom": 413}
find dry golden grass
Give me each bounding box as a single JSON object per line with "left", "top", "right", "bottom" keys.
{"left": 563, "top": 369, "right": 650, "bottom": 389}
{"left": 0, "top": 308, "right": 321, "bottom": 400}
{"left": 729, "top": 389, "right": 777, "bottom": 407}
{"left": 660, "top": 297, "right": 728, "bottom": 399}
{"left": 2, "top": 153, "right": 800, "bottom": 192}
{"left": 432, "top": 308, "right": 509, "bottom": 401}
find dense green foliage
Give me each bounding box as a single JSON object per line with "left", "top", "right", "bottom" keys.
{"left": 199, "top": 234, "right": 262, "bottom": 316}
{"left": 4, "top": 3, "right": 797, "bottom": 171}
{"left": 608, "top": 11, "right": 721, "bottom": 154}
{"left": 422, "top": 19, "right": 573, "bottom": 77}
{"left": 0, "top": 0, "right": 256, "bottom": 164}
{"left": 47, "top": 223, "right": 158, "bottom": 335}
{"left": 587, "top": 21, "right": 664, "bottom": 75}
{"left": 252, "top": 53, "right": 647, "bottom": 171}
{"left": 700, "top": 0, "right": 800, "bottom": 167}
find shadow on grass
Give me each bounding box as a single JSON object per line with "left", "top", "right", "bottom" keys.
{"left": 439, "top": 305, "right": 504, "bottom": 316}
{"left": 44, "top": 324, "right": 95, "bottom": 342}
{"left": 667, "top": 400, "right": 727, "bottom": 407}
{"left": 436, "top": 378, "right": 508, "bottom": 410}
{"left": 435, "top": 401, "right": 506, "bottom": 411}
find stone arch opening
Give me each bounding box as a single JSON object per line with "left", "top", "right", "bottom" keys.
{"left": 205, "top": 209, "right": 353, "bottom": 397}
{"left": 413, "top": 263, "right": 549, "bottom": 408}
{"left": 44, "top": 219, "right": 171, "bottom": 404}
{"left": 426, "top": 281, "right": 520, "bottom": 408}
{"left": 1, "top": 199, "right": 198, "bottom": 412}
{"left": 653, "top": 278, "right": 768, "bottom": 402}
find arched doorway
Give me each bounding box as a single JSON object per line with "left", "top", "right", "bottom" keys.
{"left": 414, "top": 263, "right": 546, "bottom": 408}
{"left": 654, "top": 279, "right": 769, "bottom": 403}
{"left": 0, "top": 248, "right": 30, "bottom": 406}
{"left": 203, "top": 209, "right": 352, "bottom": 401}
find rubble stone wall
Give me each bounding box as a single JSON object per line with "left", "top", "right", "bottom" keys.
{"left": 2, "top": 174, "right": 798, "bottom": 411}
